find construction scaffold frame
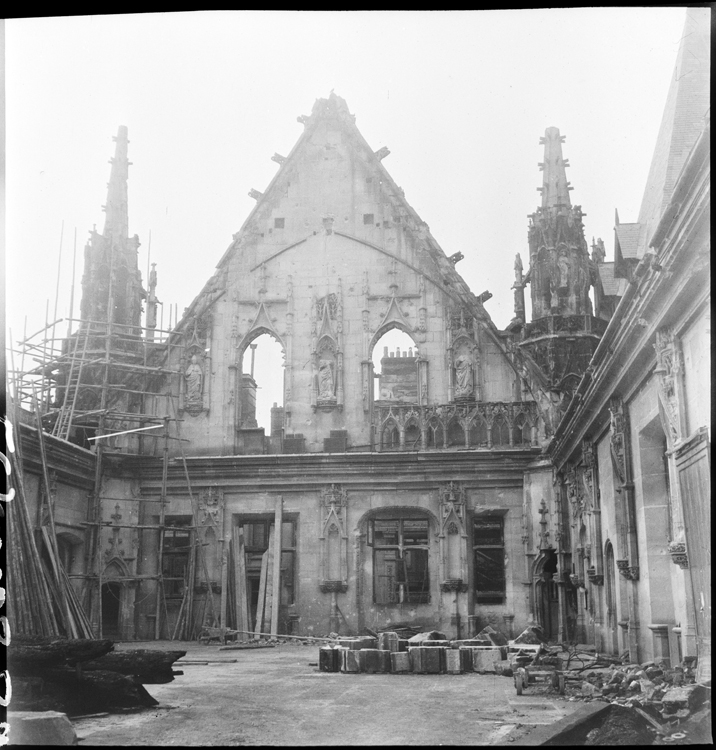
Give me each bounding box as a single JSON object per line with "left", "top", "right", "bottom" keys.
{"left": 6, "top": 311, "right": 221, "bottom": 641}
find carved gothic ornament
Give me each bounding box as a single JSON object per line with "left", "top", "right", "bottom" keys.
{"left": 564, "top": 464, "right": 587, "bottom": 521}
{"left": 581, "top": 440, "right": 597, "bottom": 510}
{"left": 536, "top": 497, "right": 552, "bottom": 550}
{"left": 198, "top": 487, "right": 224, "bottom": 528}
{"left": 320, "top": 484, "right": 347, "bottom": 535}
{"left": 311, "top": 289, "right": 344, "bottom": 412}
{"left": 668, "top": 540, "right": 689, "bottom": 569}
{"left": 616, "top": 559, "right": 639, "bottom": 581}
{"left": 587, "top": 573, "right": 604, "bottom": 586}
{"left": 183, "top": 313, "right": 212, "bottom": 417}
{"left": 319, "top": 484, "right": 348, "bottom": 590}
{"left": 608, "top": 396, "right": 630, "bottom": 489}
{"left": 439, "top": 481, "right": 466, "bottom": 536}
{"left": 653, "top": 326, "right": 684, "bottom": 446}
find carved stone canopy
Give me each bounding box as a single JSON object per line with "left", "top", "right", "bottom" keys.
{"left": 668, "top": 540, "right": 689, "bottom": 569}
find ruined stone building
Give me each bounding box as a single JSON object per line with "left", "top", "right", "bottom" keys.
{"left": 9, "top": 8, "right": 709, "bottom": 680}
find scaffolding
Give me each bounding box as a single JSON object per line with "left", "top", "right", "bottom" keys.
{"left": 7, "top": 311, "right": 220, "bottom": 640}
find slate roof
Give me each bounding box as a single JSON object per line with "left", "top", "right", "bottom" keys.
{"left": 614, "top": 223, "right": 642, "bottom": 260}
{"left": 598, "top": 262, "right": 628, "bottom": 297}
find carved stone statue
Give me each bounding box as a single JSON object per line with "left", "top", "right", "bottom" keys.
{"left": 318, "top": 359, "right": 335, "bottom": 399}
{"left": 185, "top": 354, "right": 203, "bottom": 402}
{"left": 454, "top": 353, "right": 473, "bottom": 398}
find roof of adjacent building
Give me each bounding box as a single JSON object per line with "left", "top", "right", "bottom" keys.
{"left": 614, "top": 223, "right": 642, "bottom": 260}
{"left": 598, "top": 262, "right": 628, "bottom": 297}
{"left": 634, "top": 7, "right": 710, "bottom": 256}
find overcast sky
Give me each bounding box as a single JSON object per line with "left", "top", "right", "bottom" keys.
{"left": 5, "top": 9, "right": 689, "bottom": 424}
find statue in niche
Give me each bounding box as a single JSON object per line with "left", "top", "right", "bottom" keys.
{"left": 318, "top": 359, "right": 335, "bottom": 399}
{"left": 558, "top": 249, "right": 570, "bottom": 289}
{"left": 185, "top": 354, "right": 203, "bottom": 402}
{"left": 454, "top": 353, "right": 473, "bottom": 398}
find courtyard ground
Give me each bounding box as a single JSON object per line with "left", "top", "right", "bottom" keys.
{"left": 71, "top": 639, "right": 584, "bottom": 746}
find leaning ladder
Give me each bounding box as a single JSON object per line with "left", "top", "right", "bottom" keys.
{"left": 53, "top": 327, "right": 90, "bottom": 441}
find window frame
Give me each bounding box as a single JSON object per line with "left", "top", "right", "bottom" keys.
{"left": 368, "top": 516, "right": 431, "bottom": 605}
{"left": 473, "top": 514, "right": 506, "bottom": 604}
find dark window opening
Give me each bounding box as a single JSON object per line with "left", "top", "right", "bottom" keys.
{"left": 474, "top": 516, "right": 506, "bottom": 604}
{"left": 274, "top": 218, "right": 285, "bottom": 229}
{"left": 369, "top": 517, "right": 430, "bottom": 605}
{"left": 240, "top": 518, "right": 297, "bottom": 630}
{"left": 363, "top": 213, "right": 374, "bottom": 225}
{"left": 162, "top": 516, "right": 193, "bottom": 599}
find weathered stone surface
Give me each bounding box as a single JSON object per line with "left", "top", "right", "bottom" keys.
{"left": 377, "top": 632, "right": 400, "bottom": 652}
{"left": 445, "top": 649, "right": 462, "bottom": 674}
{"left": 476, "top": 626, "right": 508, "bottom": 646}
{"left": 8, "top": 711, "right": 78, "bottom": 746}
{"left": 409, "top": 646, "right": 444, "bottom": 674}
{"left": 358, "top": 649, "right": 391, "bottom": 673}
{"left": 470, "top": 648, "right": 502, "bottom": 673}
{"left": 390, "top": 652, "right": 411, "bottom": 673}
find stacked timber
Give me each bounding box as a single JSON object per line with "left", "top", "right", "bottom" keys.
{"left": 9, "top": 636, "right": 186, "bottom": 716}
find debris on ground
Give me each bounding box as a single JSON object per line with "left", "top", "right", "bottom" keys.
{"left": 9, "top": 635, "right": 185, "bottom": 716}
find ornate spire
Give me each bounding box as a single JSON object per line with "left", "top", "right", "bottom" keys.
{"left": 538, "top": 127, "right": 572, "bottom": 209}
{"left": 102, "top": 125, "right": 130, "bottom": 242}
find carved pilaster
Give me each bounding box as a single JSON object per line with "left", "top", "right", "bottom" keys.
{"left": 609, "top": 397, "right": 630, "bottom": 488}
{"left": 654, "top": 327, "right": 685, "bottom": 446}
{"left": 439, "top": 482, "right": 468, "bottom": 584}
{"left": 319, "top": 484, "right": 348, "bottom": 589}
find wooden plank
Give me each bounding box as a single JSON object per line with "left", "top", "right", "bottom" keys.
{"left": 233, "top": 527, "right": 249, "bottom": 642}
{"left": 220, "top": 541, "right": 229, "bottom": 629}
{"left": 260, "top": 527, "right": 275, "bottom": 635}
{"left": 254, "top": 544, "right": 270, "bottom": 636}
{"left": 270, "top": 498, "right": 283, "bottom": 636}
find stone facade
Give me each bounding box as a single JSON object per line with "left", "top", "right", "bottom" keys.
{"left": 13, "top": 10, "right": 709, "bottom": 680}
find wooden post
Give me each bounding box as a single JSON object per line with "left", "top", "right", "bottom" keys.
{"left": 271, "top": 498, "right": 283, "bottom": 636}
{"left": 220, "top": 542, "right": 229, "bottom": 629}
{"left": 233, "top": 527, "right": 249, "bottom": 642}
{"left": 261, "top": 528, "right": 275, "bottom": 634}
{"left": 254, "top": 537, "right": 270, "bottom": 636}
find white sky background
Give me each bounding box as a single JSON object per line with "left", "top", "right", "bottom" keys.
{"left": 6, "top": 9, "right": 688, "bottom": 429}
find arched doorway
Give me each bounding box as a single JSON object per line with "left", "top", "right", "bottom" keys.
{"left": 534, "top": 550, "right": 560, "bottom": 640}
{"left": 604, "top": 541, "right": 619, "bottom": 655}
{"left": 101, "top": 559, "right": 134, "bottom": 640}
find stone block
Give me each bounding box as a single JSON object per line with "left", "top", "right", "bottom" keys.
{"left": 8, "top": 711, "right": 78, "bottom": 746}
{"left": 458, "top": 647, "right": 474, "bottom": 672}
{"left": 337, "top": 636, "right": 377, "bottom": 650}
{"left": 390, "top": 652, "right": 411, "bottom": 673}
{"left": 341, "top": 649, "right": 360, "bottom": 673}
{"left": 409, "top": 646, "right": 445, "bottom": 674}
{"left": 407, "top": 630, "right": 447, "bottom": 644}
{"left": 470, "top": 647, "right": 502, "bottom": 673}
{"left": 476, "top": 625, "right": 508, "bottom": 646}
{"left": 377, "top": 632, "right": 400, "bottom": 652}
{"left": 358, "top": 649, "right": 391, "bottom": 673}
{"left": 452, "top": 639, "right": 491, "bottom": 648}
{"left": 319, "top": 646, "right": 342, "bottom": 672}
{"left": 445, "top": 649, "right": 462, "bottom": 674}
{"left": 422, "top": 640, "right": 451, "bottom": 648}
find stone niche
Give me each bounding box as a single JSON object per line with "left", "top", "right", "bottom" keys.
{"left": 377, "top": 347, "right": 418, "bottom": 403}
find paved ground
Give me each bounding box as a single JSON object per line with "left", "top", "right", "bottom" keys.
{"left": 73, "top": 640, "right": 582, "bottom": 746}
